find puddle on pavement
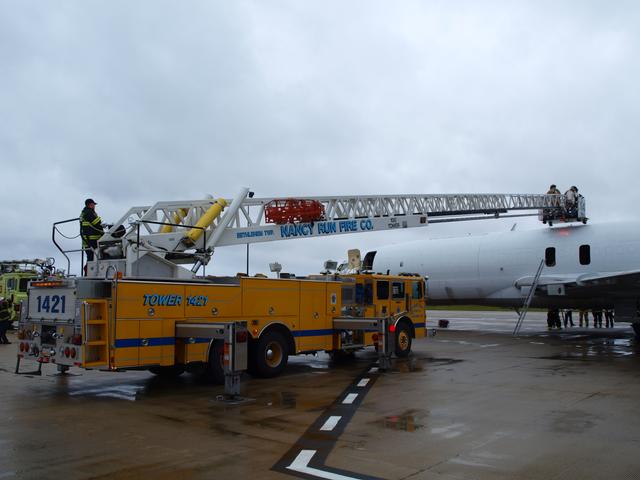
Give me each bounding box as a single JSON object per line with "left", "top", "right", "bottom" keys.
{"left": 68, "top": 384, "right": 145, "bottom": 401}
{"left": 537, "top": 333, "right": 640, "bottom": 361}
{"left": 263, "top": 390, "right": 298, "bottom": 409}
{"left": 257, "top": 390, "right": 334, "bottom": 413}
{"left": 395, "top": 357, "right": 424, "bottom": 373}
{"left": 288, "top": 354, "right": 331, "bottom": 370}
{"left": 242, "top": 414, "right": 294, "bottom": 432}
{"left": 550, "top": 409, "right": 601, "bottom": 434}
{"left": 415, "top": 355, "right": 465, "bottom": 367}
{"left": 377, "top": 409, "right": 428, "bottom": 432}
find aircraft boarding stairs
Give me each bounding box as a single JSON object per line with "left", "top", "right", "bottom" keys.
{"left": 513, "top": 259, "right": 545, "bottom": 335}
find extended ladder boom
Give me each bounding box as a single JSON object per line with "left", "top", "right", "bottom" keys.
{"left": 72, "top": 190, "right": 583, "bottom": 278}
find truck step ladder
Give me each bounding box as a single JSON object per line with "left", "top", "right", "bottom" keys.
{"left": 513, "top": 259, "right": 545, "bottom": 336}
{"left": 82, "top": 300, "right": 109, "bottom": 367}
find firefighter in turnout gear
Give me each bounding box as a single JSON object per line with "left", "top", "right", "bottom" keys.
{"left": 80, "top": 198, "right": 104, "bottom": 262}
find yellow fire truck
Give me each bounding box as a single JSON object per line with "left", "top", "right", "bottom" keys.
{"left": 17, "top": 272, "right": 425, "bottom": 390}
{"left": 21, "top": 187, "right": 565, "bottom": 394}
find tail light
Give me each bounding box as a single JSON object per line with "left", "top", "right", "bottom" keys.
{"left": 223, "top": 343, "right": 230, "bottom": 366}
{"left": 236, "top": 331, "right": 248, "bottom": 343}
{"left": 64, "top": 347, "right": 71, "bottom": 358}
{"left": 70, "top": 348, "right": 76, "bottom": 359}
{"left": 71, "top": 334, "right": 82, "bottom": 345}
{"left": 389, "top": 324, "right": 396, "bottom": 333}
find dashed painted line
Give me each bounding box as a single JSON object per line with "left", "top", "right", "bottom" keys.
{"left": 272, "top": 363, "right": 384, "bottom": 480}
{"left": 320, "top": 416, "right": 342, "bottom": 432}
{"left": 342, "top": 393, "right": 358, "bottom": 404}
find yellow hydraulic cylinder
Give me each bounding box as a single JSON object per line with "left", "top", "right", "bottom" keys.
{"left": 160, "top": 208, "right": 189, "bottom": 233}
{"left": 183, "top": 198, "right": 228, "bottom": 245}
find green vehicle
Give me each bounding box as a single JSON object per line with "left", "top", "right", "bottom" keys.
{"left": 0, "top": 259, "right": 56, "bottom": 325}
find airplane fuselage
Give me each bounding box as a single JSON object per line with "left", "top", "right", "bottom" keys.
{"left": 368, "top": 222, "right": 640, "bottom": 314}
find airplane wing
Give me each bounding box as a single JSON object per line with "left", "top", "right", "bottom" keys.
{"left": 516, "top": 270, "right": 640, "bottom": 287}
{"left": 515, "top": 269, "right": 640, "bottom": 297}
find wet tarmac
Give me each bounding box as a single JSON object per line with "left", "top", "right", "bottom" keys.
{"left": 2, "top": 312, "right": 640, "bottom": 479}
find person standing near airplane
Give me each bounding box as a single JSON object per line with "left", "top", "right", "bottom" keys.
{"left": 579, "top": 309, "right": 589, "bottom": 328}
{"left": 593, "top": 309, "right": 603, "bottom": 328}
{"left": 605, "top": 309, "right": 615, "bottom": 328}
{"left": 563, "top": 309, "right": 574, "bottom": 328}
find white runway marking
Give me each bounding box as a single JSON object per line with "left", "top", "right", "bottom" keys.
{"left": 357, "top": 378, "right": 370, "bottom": 387}
{"left": 287, "top": 450, "right": 361, "bottom": 480}
{"left": 69, "top": 385, "right": 143, "bottom": 401}
{"left": 95, "top": 392, "right": 138, "bottom": 402}
{"left": 342, "top": 393, "right": 358, "bottom": 404}
{"left": 320, "top": 416, "right": 342, "bottom": 431}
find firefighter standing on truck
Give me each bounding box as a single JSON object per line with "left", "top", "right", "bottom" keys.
{"left": 80, "top": 198, "right": 104, "bottom": 262}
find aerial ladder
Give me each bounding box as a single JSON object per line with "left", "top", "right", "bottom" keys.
{"left": 59, "top": 188, "right": 585, "bottom": 280}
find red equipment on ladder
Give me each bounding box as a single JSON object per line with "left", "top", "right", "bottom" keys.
{"left": 264, "top": 199, "right": 326, "bottom": 224}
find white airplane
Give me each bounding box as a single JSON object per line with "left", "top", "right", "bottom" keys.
{"left": 364, "top": 220, "right": 640, "bottom": 337}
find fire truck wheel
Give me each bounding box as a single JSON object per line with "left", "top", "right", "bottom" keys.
{"left": 148, "top": 365, "right": 185, "bottom": 377}
{"left": 207, "top": 340, "right": 225, "bottom": 384}
{"left": 395, "top": 323, "right": 412, "bottom": 357}
{"left": 253, "top": 330, "right": 288, "bottom": 378}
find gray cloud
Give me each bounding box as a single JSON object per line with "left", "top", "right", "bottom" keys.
{"left": 2, "top": 1, "right": 639, "bottom": 275}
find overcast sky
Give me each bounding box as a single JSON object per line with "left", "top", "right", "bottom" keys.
{"left": 2, "top": 1, "right": 639, "bottom": 276}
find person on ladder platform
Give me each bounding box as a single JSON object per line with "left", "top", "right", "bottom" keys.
{"left": 544, "top": 184, "right": 561, "bottom": 223}
{"left": 564, "top": 186, "right": 579, "bottom": 218}
{"left": 80, "top": 198, "right": 104, "bottom": 270}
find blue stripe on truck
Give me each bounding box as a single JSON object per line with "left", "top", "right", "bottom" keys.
{"left": 114, "top": 337, "right": 176, "bottom": 348}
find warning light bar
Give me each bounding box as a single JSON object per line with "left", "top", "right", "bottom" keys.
{"left": 31, "top": 281, "right": 64, "bottom": 287}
